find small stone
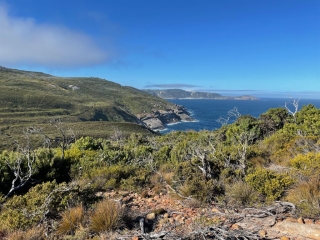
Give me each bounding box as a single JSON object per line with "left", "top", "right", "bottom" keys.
{"left": 298, "top": 217, "right": 305, "bottom": 224}
{"left": 231, "top": 224, "right": 242, "bottom": 230}
{"left": 163, "top": 213, "right": 169, "bottom": 218}
{"left": 258, "top": 230, "right": 267, "bottom": 237}
{"left": 146, "top": 212, "right": 156, "bottom": 220}
{"left": 280, "top": 237, "right": 290, "bottom": 240}
{"left": 132, "top": 236, "right": 139, "bottom": 240}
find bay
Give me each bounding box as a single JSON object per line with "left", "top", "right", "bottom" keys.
{"left": 161, "top": 98, "right": 320, "bottom": 133}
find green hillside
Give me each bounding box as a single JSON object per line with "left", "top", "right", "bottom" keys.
{"left": 0, "top": 67, "right": 175, "bottom": 150}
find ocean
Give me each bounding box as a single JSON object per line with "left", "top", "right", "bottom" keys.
{"left": 161, "top": 98, "right": 320, "bottom": 133}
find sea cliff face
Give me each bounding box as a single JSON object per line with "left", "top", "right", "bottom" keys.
{"left": 138, "top": 105, "right": 194, "bottom": 130}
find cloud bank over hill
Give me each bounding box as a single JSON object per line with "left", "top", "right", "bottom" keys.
{"left": 0, "top": 5, "right": 107, "bottom": 67}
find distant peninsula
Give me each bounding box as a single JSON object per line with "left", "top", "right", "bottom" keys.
{"left": 144, "top": 89, "right": 259, "bottom": 100}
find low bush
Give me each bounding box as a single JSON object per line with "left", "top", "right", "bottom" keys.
{"left": 0, "top": 181, "right": 76, "bottom": 230}
{"left": 245, "top": 168, "right": 294, "bottom": 201}
{"left": 225, "top": 180, "right": 260, "bottom": 206}
{"left": 290, "top": 152, "right": 320, "bottom": 177}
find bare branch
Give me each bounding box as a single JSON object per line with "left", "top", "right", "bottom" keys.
{"left": 217, "top": 107, "right": 241, "bottom": 126}
{"left": 285, "top": 98, "right": 300, "bottom": 121}
{"left": 5, "top": 127, "right": 40, "bottom": 198}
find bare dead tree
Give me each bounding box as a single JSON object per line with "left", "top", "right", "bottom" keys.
{"left": 236, "top": 130, "right": 256, "bottom": 173}
{"left": 190, "top": 148, "right": 215, "bottom": 181}
{"left": 217, "top": 107, "right": 241, "bottom": 126}
{"left": 285, "top": 98, "right": 300, "bottom": 121}
{"left": 110, "top": 127, "right": 124, "bottom": 143}
{"left": 50, "top": 117, "right": 77, "bottom": 160}
{"left": 5, "top": 127, "right": 40, "bottom": 198}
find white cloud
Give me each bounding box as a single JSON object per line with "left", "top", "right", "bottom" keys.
{"left": 0, "top": 6, "right": 108, "bottom": 67}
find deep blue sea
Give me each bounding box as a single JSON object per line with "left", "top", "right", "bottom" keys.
{"left": 161, "top": 98, "right": 320, "bottom": 133}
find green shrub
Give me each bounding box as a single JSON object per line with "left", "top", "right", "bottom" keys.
{"left": 0, "top": 181, "right": 76, "bottom": 230}
{"left": 73, "top": 137, "right": 102, "bottom": 150}
{"left": 245, "top": 168, "right": 294, "bottom": 201}
{"left": 290, "top": 152, "right": 320, "bottom": 177}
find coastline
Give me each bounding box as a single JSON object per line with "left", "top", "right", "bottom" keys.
{"left": 138, "top": 104, "right": 195, "bottom": 131}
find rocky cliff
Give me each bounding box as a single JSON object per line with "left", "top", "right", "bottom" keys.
{"left": 138, "top": 105, "right": 194, "bottom": 130}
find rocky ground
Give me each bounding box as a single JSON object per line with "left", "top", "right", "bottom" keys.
{"left": 101, "top": 190, "right": 320, "bottom": 240}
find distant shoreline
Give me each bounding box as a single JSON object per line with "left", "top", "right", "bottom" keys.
{"left": 163, "top": 98, "right": 260, "bottom": 100}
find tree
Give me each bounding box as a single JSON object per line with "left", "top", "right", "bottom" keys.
{"left": 4, "top": 127, "right": 41, "bottom": 198}
{"left": 50, "top": 117, "right": 77, "bottom": 160}
{"left": 259, "top": 107, "right": 289, "bottom": 136}
{"left": 217, "top": 107, "right": 241, "bottom": 126}
{"left": 285, "top": 98, "right": 300, "bottom": 122}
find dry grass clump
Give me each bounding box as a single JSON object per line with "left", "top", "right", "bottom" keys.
{"left": 6, "top": 226, "right": 45, "bottom": 240}
{"left": 56, "top": 204, "right": 85, "bottom": 235}
{"left": 225, "top": 180, "right": 260, "bottom": 206}
{"left": 286, "top": 177, "right": 320, "bottom": 218}
{"left": 89, "top": 199, "right": 125, "bottom": 233}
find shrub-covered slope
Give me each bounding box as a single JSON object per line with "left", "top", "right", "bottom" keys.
{"left": 0, "top": 67, "right": 186, "bottom": 150}
{"left": 1, "top": 103, "right": 320, "bottom": 239}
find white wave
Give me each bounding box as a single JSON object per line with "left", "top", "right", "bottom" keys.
{"left": 181, "top": 119, "right": 199, "bottom": 123}
{"left": 158, "top": 128, "right": 168, "bottom": 132}
{"left": 167, "top": 122, "right": 180, "bottom": 126}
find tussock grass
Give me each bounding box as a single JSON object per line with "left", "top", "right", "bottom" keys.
{"left": 56, "top": 204, "right": 85, "bottom": 235}
{"left": 89, "top": 200, "right": 125, "bottom": 233}
{"left": 225, "top": 180, "right": 260, "bottom": 206}
{"left": 6, "top": 226, "right": 45, "bottom": 240}
{"left": 286, "top": 177, "right": 320, "bottom": 218}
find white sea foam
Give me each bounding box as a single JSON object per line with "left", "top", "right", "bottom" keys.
{"left": 167, "top": 122, "right": 180, "bottom": 126}
{"left": 158, "top": 128, "right": 168, "bottom": 132}
{"left": 181, "top": 119, "right": 199, "bottom": 123}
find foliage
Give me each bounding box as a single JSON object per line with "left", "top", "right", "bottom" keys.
{"left": 290, "top": 152, "right": 320, "bottom": 177}
{"left": 245, "top": 169, "right": 294, "bottom": 201}
{"left": 0, "top": 181, "right": 76, "bottom": 230}
{"left": 73, "top": 137, "right": 102, "bottom": 150}
{"left": 258, "top": 107, "right": 289, "bottom": 136}
{"left": 225, "top": 180, "right": 260, "bottom": 206}
{"left": 1, "top": 102, "right": 320, "bottom": 237}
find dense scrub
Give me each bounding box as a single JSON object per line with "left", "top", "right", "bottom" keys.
{"left": 1, "top": 104, "right": 320, "bottom": 238}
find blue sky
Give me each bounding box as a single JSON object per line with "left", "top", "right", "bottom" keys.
{"left": 0, "top": 0, "right": 319, "bottom": 98}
